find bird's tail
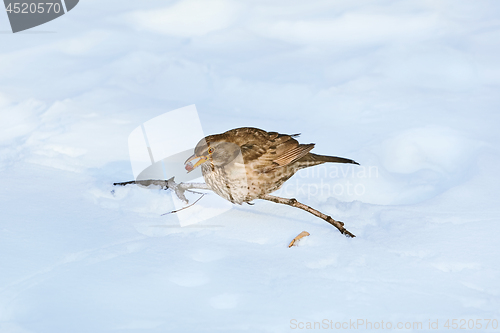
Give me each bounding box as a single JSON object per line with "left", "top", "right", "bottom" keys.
{"left": 297, "top": 153, "right": 359, "bottom": 168}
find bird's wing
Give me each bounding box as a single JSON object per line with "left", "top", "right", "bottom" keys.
{"left": 236, "top": 130, "right": 315, "bottom": 173}
{"left": 220, "top": 127, "right": 315, "bottom": 172}
{"left": 272, "top": 143, "right": 315, "bottom": 167}
{"left": 240, "top": 143, "right": 267, "bottom": 161}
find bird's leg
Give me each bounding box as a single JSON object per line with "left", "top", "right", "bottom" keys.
{"left": 259, "top": 194, "right": 356, "bottom": 238}
{"left": 113, "top": 177, "right": 211, "bottom": 204}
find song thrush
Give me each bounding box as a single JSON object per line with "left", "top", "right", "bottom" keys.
{"left": 184, "top": 127, "right": 359, "bottom": 205}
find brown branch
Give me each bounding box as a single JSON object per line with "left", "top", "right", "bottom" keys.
{"left": 114, "top": 179, "right": 356, "bottom": 238}
{"left": 260, "top": 194, "right": 356, "bottom": 238}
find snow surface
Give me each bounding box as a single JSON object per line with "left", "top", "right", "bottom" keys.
{"left": 1, "top": 1, "right": 500, "bottom": 332}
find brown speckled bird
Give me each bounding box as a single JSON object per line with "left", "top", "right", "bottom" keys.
{"left": 184, "top": 127, "right": 358, "bottom": 204}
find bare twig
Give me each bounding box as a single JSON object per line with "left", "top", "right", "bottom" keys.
{"left": 113, "top": 177, "right": 210, "bottom": 204}
{"left": 113, "top": 179, "right": 170, "bottom": 187}
{"left": 260, "top": 194, "right": 356, "bottom": 237}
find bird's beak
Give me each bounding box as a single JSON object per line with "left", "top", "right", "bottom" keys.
{"left": 184, "top": 154, "right": 208, "bottom": 173}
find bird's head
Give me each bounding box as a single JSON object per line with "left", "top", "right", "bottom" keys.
{"left": 184, "top": 136, "right": 242, "bottom": 172}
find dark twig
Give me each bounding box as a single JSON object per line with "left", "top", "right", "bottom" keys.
{"left": 113, "top": 179, "right": 169, "bottom": 188}
{"left": 161, "top": 193, "right": 206, "bottom": 215}
{"left": 260, "top": 194, "right": 356, "bottom": 237}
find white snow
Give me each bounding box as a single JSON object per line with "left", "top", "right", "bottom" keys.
{"left": 1, "top": 1, "right": 500, "bottom": 332}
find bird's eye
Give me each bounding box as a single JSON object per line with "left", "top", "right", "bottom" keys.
{"left": 208, "top": 147, "right": 214, "bottom": 154}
